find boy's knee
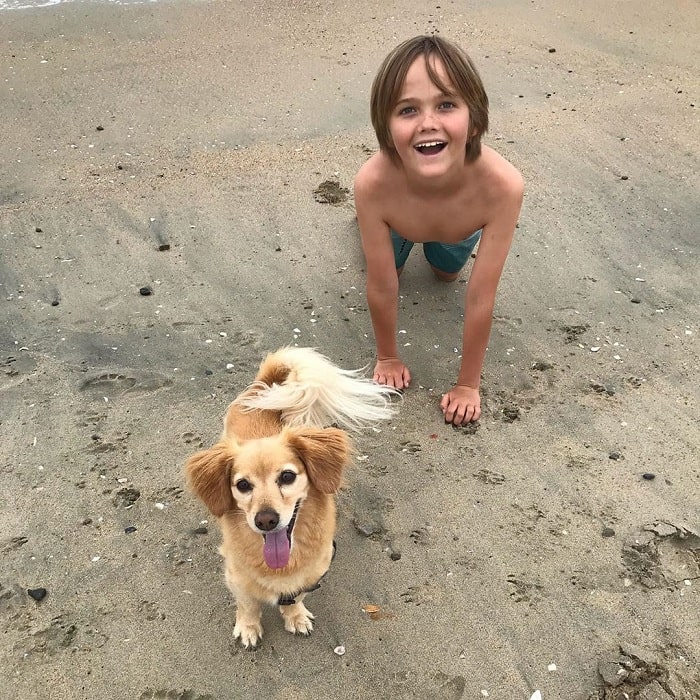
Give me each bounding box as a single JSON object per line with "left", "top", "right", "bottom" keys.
{"left": 429, "top": 264, "right": 460, "bottom": 282}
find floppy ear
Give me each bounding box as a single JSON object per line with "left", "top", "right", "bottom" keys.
{"left": 284, "top": 427, "right": 352, "bottom": 495}
{"left": 184, "top": 440, "right": 237, "bottom": 517}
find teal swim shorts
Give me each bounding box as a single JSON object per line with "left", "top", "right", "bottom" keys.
{"left": 391, "top": 228, "right": 482, "bottom": 273}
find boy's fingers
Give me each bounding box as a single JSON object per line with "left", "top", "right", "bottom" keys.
{"left": 441, "top": 394, "right": 480, "bottom": 425}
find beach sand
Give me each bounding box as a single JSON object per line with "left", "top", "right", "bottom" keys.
{"left": 1, "top": 1, "right": 698, "bottom": 698}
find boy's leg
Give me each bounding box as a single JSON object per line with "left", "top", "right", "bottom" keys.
{"left": 423, "top": 229, "right": 482, "bottom": 282}
{"left": 391, "top": 230, "right": 414, "bottom": 277}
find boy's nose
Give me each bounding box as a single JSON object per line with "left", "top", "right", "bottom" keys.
{"left": 419, "top": 110, "right": 438, "bottom": 130}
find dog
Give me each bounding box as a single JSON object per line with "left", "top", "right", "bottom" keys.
{"left": 185, "top": 347, "right": 397, "bottom": 647}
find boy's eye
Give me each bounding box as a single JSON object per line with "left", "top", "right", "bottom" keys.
{"left": 439, "top": 101, "right": 456, "bottom": 110}
{"left": 398, "top": 105, "right": 416, "bottom": 116}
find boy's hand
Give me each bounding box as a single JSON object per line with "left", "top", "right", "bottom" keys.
{"left": 440, "top": 384, "right": 481, "bottom": 425}
{"left": 373, "top": 358, "right": 411, "bottom": 390}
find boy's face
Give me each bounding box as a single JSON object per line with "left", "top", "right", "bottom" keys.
{"left": 388, "top": 56, "right": 471, "bottom": 176}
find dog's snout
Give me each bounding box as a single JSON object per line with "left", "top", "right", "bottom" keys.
{"left": 254, "top": 509, "right": 280, "bottom": 532}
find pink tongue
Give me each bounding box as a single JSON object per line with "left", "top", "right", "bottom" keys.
{"left": 263, "top": 529, "right": 290, "bottom": 569}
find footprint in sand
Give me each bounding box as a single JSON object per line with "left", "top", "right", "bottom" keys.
{"left": 0, "top": 354, "right": 38, "bottom": 390}
{"left": 594, "top": 643, "right": 692, "bottom": 700}
{"left": 0, "top": 536, "right": 28, "bottom": 554}
{"left": 400, "top": 582, "right": 436, "bottom": 606}
{"left": 506, "top": 574, "right": 544, "bottom": 604}
{"left": 473, "top": 468, "right": 506, "bottom": 485}
{"left": 349, "top": 484, "right": 393, "bottom": 540}
{"left": 79, "top": 370, "right": 173, "bottom": 399}
{"left": 0, "top": 582, "right": 27, "bottom": 619}
{"left": 13, "top": 615, "right": 86, "bottom": 658}
{"left": 622, "top": 522, "right": 700, "bottom": 589}
{"left": 182, "top": 432, "right": 204, "bottom": 449}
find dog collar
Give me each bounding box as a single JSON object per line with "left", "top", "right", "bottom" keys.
{"left": 277, "top": 540, "right": 337, "bottom": 606}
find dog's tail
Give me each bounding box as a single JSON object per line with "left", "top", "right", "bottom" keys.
{"left": 235, "top": 347, "right": 399, "bottom": 431}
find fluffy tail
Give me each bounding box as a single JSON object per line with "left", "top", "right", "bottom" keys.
{"left": 235, "top": 347, "right": 399, "bottom": 431}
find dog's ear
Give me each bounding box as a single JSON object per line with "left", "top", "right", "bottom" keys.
{"left": 184, "top": 441, "right": 237, "bottom": 517}
{"left": 284, "top": 427, "right": 352, "bottom": 495}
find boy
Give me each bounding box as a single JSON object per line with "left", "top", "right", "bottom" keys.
{"left": 354, "top": 35, "right": 524, "bottom": 425}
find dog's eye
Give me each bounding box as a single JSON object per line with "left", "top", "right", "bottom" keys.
{"left": 235, "top": 479, "right": 252, "bottom": 493}
{"left": 278, "top": 470, "right": 297, "bottom": 486}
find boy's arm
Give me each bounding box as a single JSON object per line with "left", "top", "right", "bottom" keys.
{"left": 441, "top": 174, "right": 524, "bottom": 424}
{"left": 355, "top": 170, "right": 411, "bottom": 390}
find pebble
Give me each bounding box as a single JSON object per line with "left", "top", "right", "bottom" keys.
{"left": 609, "top": 451, "right": 622, "bottom": 460}
{"left": 642, "top": 472, "right": 656, "bottom": 480}
{"left": 192, "top": 526, "right": 208, "bottom": 535}
{"left": 139, "top": 286, "right": 153, "bottom": 296}
{"left": 27, "top": 587, "right": 47, "bottom": 601}
{"left": 602, "top": 527, "right": 616, "bottom": 538}
{"left": 124, "top": 526, "right": 137, "bottom": 534}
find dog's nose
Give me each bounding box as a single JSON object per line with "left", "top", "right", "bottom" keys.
{"left": 254, "top": 509, "right": 280, "bottom": 531}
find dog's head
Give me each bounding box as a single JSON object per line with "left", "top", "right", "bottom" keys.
{"left": 185, "top": 426, "right": 351, "bottom": 568}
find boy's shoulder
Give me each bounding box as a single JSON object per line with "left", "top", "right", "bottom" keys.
{"left": 479, "top": 146, "right": 524, "bottom": 200}
{"left": 354, "top": 151, "right": 396, "bottom": 195}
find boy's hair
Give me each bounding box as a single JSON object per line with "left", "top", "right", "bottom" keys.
{"left": 370, "top": 35, "right": 489, "bottom": 163}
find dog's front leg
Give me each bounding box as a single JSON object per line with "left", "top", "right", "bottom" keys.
{"left": 233, "top": 593, "right": 264, "bottom": 648}
{"left": 279, "top": 595, "right": 315, "bottom": 636}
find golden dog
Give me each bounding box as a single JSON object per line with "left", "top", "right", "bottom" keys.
{"left": 185, "top": 347, "right": 396, "bottom": 647}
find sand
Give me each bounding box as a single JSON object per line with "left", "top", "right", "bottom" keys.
{"left": 1, "top": 1, "right": 698, "bottom": 698}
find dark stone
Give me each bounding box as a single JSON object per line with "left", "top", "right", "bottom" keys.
{"left": 139, "top": 286, "right": 153, "bottom": 296}
{"left": 27, "top": 587, "right": 47, "bottom": 601}
{"left": 642, "top": 473, "right": 656, "bottom": 481}
{"left": 602, "top": 527, "right": 616, "bottom": 538}
{"left": 124, "top": 526, "right": 138, "bottom": 534}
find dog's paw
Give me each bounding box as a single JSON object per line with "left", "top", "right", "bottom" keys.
{"left": 233, "top": 619, "right": 263, "bottom": 648}
{"left": 280, "top": 603, "right": 315, "bottom": 636}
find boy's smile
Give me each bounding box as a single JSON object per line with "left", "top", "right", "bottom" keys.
{"left": 389, "top": 56, "right": 471, "bottom": 177}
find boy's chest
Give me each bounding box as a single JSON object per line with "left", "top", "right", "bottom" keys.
{"left": 387, "top": 195, "right": 487, "bottom": 243}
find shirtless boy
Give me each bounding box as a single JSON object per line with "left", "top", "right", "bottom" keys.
{"left": 354, "top": 35, "right": 524, "bottom": 425}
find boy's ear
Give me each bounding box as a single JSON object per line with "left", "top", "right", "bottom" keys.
{"left": 184, "top": 440, "right": 238, "bottom": 517}
{"left": 283, "top": 427, "right": 352, "bottom": 495}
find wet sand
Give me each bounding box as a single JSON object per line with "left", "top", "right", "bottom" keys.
{"left": 1, "top": 1, "right": 698, "bottom": 698}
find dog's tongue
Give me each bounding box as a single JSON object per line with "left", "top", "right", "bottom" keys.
{"left": 263, "top": 530, "right": 290, "bottom": 569}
